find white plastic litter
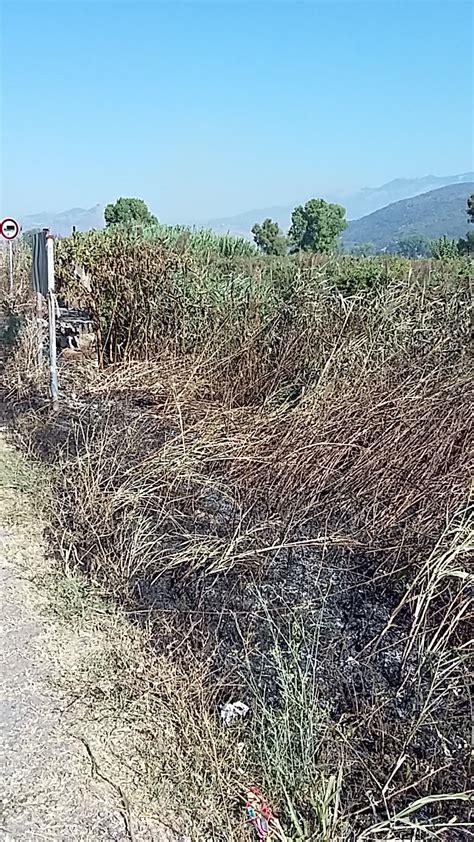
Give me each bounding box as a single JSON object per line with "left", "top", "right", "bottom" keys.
{"left": 220, "top": 700, "right": 249, "bottom": 726}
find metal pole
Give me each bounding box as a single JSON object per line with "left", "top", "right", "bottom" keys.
{"left": 46, "top": 233, "right": 59, "bottom": 411}
{"left": 36, "top": 291, "right": 44, "bottom": 369}
{"left": 8, "top": 240, "right": 13, "bottom": 294}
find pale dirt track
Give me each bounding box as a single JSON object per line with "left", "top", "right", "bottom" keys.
{"left": 0, "top": 433, "right": 174, "bottom": 842}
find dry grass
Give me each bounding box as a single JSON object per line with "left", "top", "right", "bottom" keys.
{"left": 1, "top": 313, "right": 47, "bottom": 401}
{"left": 14, "top": 362, "right": 472, "bottom": 837}
{"left": 4, "top": 249, "right": 473, "bottom": 839}
{"left": 0, "top": 240, "right": 32, "bottom": 302}
{"left": 0, "top": 241, "right": 47, "bottom": 402}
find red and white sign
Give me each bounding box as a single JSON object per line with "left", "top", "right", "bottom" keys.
{"left": 0, "top": 217, "right": 21, "bottom": 240}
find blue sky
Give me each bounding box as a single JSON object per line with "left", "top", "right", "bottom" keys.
{"left": 1, "top": 0, "right": 472, "bottom": 221}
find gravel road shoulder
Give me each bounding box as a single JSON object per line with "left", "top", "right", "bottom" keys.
{"left": 0, "top": 432, "right": 174, "bottom": 842}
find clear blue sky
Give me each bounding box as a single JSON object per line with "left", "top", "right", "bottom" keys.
{"left": 1, "top": 0, "right": 472, "bottom": 221}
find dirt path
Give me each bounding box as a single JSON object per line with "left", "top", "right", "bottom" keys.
{"left": 0, "top": 434, "right": 174, "bottom": 841}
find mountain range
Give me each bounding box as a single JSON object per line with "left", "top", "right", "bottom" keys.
{"left": 203, "top": 172, "right": 474, "bottom": 237}
{"left": 343, "top": 182, "right": 474, "bottom": 250}
{"left": 17, "top": 205, "right": 105, "bottom": 238}
{"left": 14, "top": 171, "right": 474, "bottom": 246}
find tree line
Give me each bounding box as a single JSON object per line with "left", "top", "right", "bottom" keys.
{"left": 103, "top": 195, "right": 350, "bottom": 255}
{"left": 21, "top": 193, "right": 474, "bottom": 258}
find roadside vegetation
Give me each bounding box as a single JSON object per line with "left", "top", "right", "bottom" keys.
{"left": 1, "top": 217, "right": 472, "bottom": 840}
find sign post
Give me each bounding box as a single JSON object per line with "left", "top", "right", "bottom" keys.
{"left": 35, "top": 291, "right": 43, "bottom": 369}
{"left": 8, "top": 241, "right": 13, "bottom": 294}
{"left": 31, "top": 228, "right": 58, "bottom": 411}
{"left": 46, "top": 233, "right": 59, "bottom": 411}
{"left": 0, "top": 217, "right": 21, "bottom": 293}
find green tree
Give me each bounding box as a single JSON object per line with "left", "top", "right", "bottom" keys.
{"left": 394, "top": 233, "right": 431, "bottom": 258}
{"left": 251, "top": 218, "right": 288, "bottom": 255}
{"left": 467, "top": 194, "right": 474, "bottom": 224}
{"left": 457, "top": 194, "right": 474, "bottom": 255}
{"left": 458, "top": 231, "right": 474, "bottom": 256}
{"left": 288, "top": 198, "right": 347, "bottom": 253}
{"left": 104, "top": 197, "right": 158, "bottom": 227}
{"left": 430, "top": 235, "right": 460, "bottom": 259}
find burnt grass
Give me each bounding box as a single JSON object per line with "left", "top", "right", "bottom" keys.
{"left": 9, "top": 387, "right": 472, "bottom": 839}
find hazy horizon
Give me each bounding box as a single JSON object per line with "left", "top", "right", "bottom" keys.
{"left": 13, "top": 171, "right": 473, "bottom": 230}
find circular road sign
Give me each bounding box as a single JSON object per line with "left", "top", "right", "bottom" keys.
{"left": 0, "top": 218, "right": 21, "bottom": 240}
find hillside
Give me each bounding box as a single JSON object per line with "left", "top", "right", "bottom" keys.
{"left": 203, "top": 171, "right": 474, "bottom": 236}
{"left": 342, "top": 182, "right": 474, "bottom": 251}
{"left": 344, "top": 171, "right": 473, "bottom": 220}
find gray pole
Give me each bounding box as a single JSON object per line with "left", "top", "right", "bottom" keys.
{"left": 8, "top": 240, "right": 13, "bottom": 294}
{"left": 36, "top": 292, "right": 44, "bottom": 369}
{"left": 46, "top": 233, "right": 59, "bottom": 411}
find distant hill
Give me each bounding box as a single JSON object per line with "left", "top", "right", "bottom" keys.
{"left": 342, "top": 183, "right": 474, "bottom": 251}
{"left": 203, "top": 172, "right": 474, "bottom": 237}
{"left": 19, "top": 205, "right": 104, "bottom": 237}
{"left": 342, "top": 172, "right": 473, "bottom": 221}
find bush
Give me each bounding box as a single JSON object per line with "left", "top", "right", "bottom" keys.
{"left": 54, "top": 230, "right": 471, "bottom": 403}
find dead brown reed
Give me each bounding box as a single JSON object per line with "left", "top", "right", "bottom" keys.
{"left": 6, "top": 246, "right": 473, "bottom": 839}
